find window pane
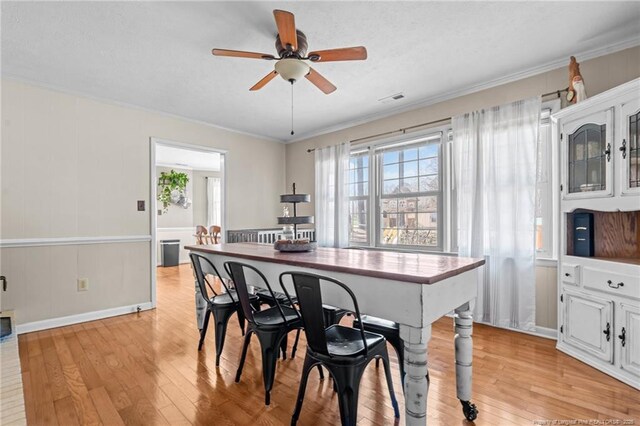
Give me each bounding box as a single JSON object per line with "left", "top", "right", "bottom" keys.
{"left": 403, "top": 148, "right": 418, "bottom": 161}
{"left": 383, "top": 163, "right": 399, "bottom": 180}
{"left": 383, "top": 179, "right": 400, "bottom": 194}
{"left": 349, "top": 167, "right": 368, "bottom": 184}
{"left": 349, "top": 200, "right": 368, "bottom": 244}
{"left": 419, "top": 158, "right": 438, "bottom": 175}
{"left": 400, "top": 177, "right": 419, "bottom": 192}
{"left": 402, "top": 161, "right": 418, "bottom": 178}
{"left": 419, "top": 175, "right": 439, "bottom": 192}
{"left": 417, "top": 196, "right": 438, "bottom": 212}
{"left": 383, "top": 151, "right": 399, "bottom": 164}
{"left": 419, "top": 144, "right": 438, "bottom": 158}
{"left": 381, "top": 198, "right": 398, "bottom": 214}
{"left": 349, "top": 182, "right": 368, "bottom": 197}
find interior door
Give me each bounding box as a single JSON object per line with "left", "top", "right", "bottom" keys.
{"left": 564, "top": 291, "right": 613, "bottom": 363}
{"left": 619, "top": 303, "right": 640, "bottom": 378}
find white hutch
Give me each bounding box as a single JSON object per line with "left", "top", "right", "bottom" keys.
{"left": 553, "top": 78, "right": 640, "bottom": 389}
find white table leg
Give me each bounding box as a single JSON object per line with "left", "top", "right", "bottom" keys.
{"left": 399, "top": 324, "right": 431, "bottom": 426}
{"left": 454, "top": 302, "right": 478, "bottom": 421}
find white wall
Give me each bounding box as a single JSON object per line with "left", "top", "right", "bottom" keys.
{"left": 285, "top": 46, "right": 640, "bottom": 330}
{"left": 0, "top": 78, "right": 285, "bottom": 327}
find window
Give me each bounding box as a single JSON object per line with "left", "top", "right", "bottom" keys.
{"left": 348, "top": 130, "right": 450, "bottom": 251}
{"left": 535, "top": 100, "right": 561, "bottom": 259}
{"left": 348, "top": 152, "right": 369, "bottom": 244}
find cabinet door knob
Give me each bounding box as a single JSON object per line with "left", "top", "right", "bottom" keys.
{"left": 565, "top": 273, "right": 571, "bottom": 277}
{"left": 603, "top": 322, "right": 611, "bottom": 342}
{"left": 607, "top": 280, "right": 624, "bottom": 289}
{"left": 604, "top": 143, "right": 611, "bottom": 162}
{"left": 0, "top": 276, "right": 6, "bottom": 292}
{"left": 618, "top": 327, "right": 626, "bottom": 347}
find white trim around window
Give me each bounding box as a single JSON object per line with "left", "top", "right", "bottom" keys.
{"left": 348, "top": 125, "right": 455, "bottom": 253}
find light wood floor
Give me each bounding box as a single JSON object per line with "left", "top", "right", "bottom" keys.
{"left": 18, "top": 264, "right": 640, "bottom": 425}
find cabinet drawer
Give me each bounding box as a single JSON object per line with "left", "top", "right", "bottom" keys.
{"left": 583, "top": 267, "right": 640, "bottom": 300}
{"left": 561, "top": 264, "right": 580, "bottom": 285}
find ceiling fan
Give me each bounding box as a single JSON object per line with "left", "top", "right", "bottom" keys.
{"left": 212, "top": 9, "right": 368, "bottom": 95}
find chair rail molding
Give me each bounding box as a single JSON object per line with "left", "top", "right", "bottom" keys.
{"left": 0, "top": 235, "right": 152, "bottom": 248}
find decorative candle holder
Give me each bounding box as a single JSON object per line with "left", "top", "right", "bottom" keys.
{"left": 274, "top": 183, "right": 316, "bottom": 252}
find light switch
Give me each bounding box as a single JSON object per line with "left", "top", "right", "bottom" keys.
{"left": 137, "top": 200, "right": 145, "bottom": 211}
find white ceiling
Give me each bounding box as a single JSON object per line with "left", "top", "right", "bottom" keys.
{"left": 2, "top": 2, "right": 639, "bottom": 142}
{"left": 155, "top": 144, "right": 221, "bottom": 171}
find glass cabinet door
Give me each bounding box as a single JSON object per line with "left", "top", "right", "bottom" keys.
{"left": 562, "top": 108, "right": 613, "bottom": 200}
{"left": 620, "top": 98, "right": 640, "bottom": 196}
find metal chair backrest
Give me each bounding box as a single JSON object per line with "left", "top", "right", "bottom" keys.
{"left": 280, "top": 271, "right": 367, "bottom": 357}
{"left": 189, "top": 253, "right": 236, "bottom": 303}
{"left": 225, "top": 261, "right": 294, "bottom": 326}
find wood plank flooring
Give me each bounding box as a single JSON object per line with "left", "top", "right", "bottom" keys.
{"left": 18, "top": 264, "right": 640, "bottom": 425}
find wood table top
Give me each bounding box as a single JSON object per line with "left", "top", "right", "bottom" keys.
{"left": 185, "top": 243, "right": 485, "bottom": 285}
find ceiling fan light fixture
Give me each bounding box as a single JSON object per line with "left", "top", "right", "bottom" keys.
{"left": 275, "top": 58, "right": 310, "bottom": 83}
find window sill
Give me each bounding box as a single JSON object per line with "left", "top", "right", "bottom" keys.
{"left": 347, "top": 245, "right": 458, "bottom": 257}
{"left": 535, "top": 258, "right": 558, "bottom": 267}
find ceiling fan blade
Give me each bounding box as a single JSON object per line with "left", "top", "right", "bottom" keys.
{"left": 308, "top": 46, "right": 367, "bottom": 62}
{"left": 273, "top": 10, "right": 297, "bottom": 51}
{"left": 250, "top": 71, "right": 279, "bottom": 91}
{"left": 305, "top": 68, "right": 336, "bottom": 94}
{"left": 212, "top": 49, "right": 276, "bottom": 60}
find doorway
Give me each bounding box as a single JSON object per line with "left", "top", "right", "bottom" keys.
{"left": 149, "top": 138, "right": 226, "bottom": 306}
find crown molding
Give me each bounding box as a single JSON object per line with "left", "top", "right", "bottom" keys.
{"left": 0, "top": 75, "right": 284, "bottom": 144}
{"left": 286, "top": 36, "right": 640, "bottom": 144}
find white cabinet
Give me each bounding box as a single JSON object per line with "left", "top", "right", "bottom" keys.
{"left": 563, "top": 291, "right": 613, "bottom": 363}
{"left": 561, "top": 107, "right": 613, "bottom": 200}
{"left": 619, "top": 303, "right": 640, "bottom": 379}
{"left": 620, "top": 97, "right": 640, "bottom": 196}
{"left": 554, "top": 79, "right": 640, "bottom": 390}
{"left": 554, "top": 78, "right": 640, "bottom": 212}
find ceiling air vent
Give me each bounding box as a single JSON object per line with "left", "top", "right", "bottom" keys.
{"left": 378, "top": 93, "right": 405, "bottom": 104}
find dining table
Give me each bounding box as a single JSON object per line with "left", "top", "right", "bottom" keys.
{"left": 185, "top": 242, "right": 485, "bottom": 426}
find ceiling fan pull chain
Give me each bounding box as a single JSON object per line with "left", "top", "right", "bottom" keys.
{"left": 290, "top": 81, "right": 295, "bottom": 136}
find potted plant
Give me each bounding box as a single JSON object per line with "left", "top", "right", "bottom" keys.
{"left": 158, "top": 170, "right": 189, "bottom": 213}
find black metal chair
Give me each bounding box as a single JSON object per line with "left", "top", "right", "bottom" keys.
{"left": 352, "top": 315, "right": 405, "bottom": 388}
{"left": 282, "top": 271, "right": 400, "bottom": 426}
{"left": 226, "top": 261, "right": 304, "bottom": 406}
{"left": 255, "top": 289, "right": 348, "bottom": 359}
{"left": 190, "top": 253, "right": 259, "bottom": 366}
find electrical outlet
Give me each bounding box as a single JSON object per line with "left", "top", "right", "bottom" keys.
{"left": 77, "top": 278, "right": 89, "bottom": 292}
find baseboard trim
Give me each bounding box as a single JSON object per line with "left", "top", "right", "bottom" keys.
{"left": 16, "top": 302, "right": 154, "bottom": 334}
{"left": 0, "top": 235, "right": 151, "bottom": 248}
{"left": 532, "top": 325, "right": 558, "bottom": 340}
{"left": 474, "top": 320, "right": 558, "bottom": 340}
{"left": 442, "top": 313, "right": 558, "bottom": 340}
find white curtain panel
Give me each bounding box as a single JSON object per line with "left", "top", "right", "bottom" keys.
{"left": 453, "top": 96, "right": 541, "bottom": 331}
{"left": 206, "top": 177, "right": 221, "bottom": 228}
{"left": 314, "top": 143, "right": 350, "bottom": 247}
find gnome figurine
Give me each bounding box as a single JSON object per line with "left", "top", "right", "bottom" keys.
{"left": 567, "top": 56, "right": 587, "bottom": 104}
